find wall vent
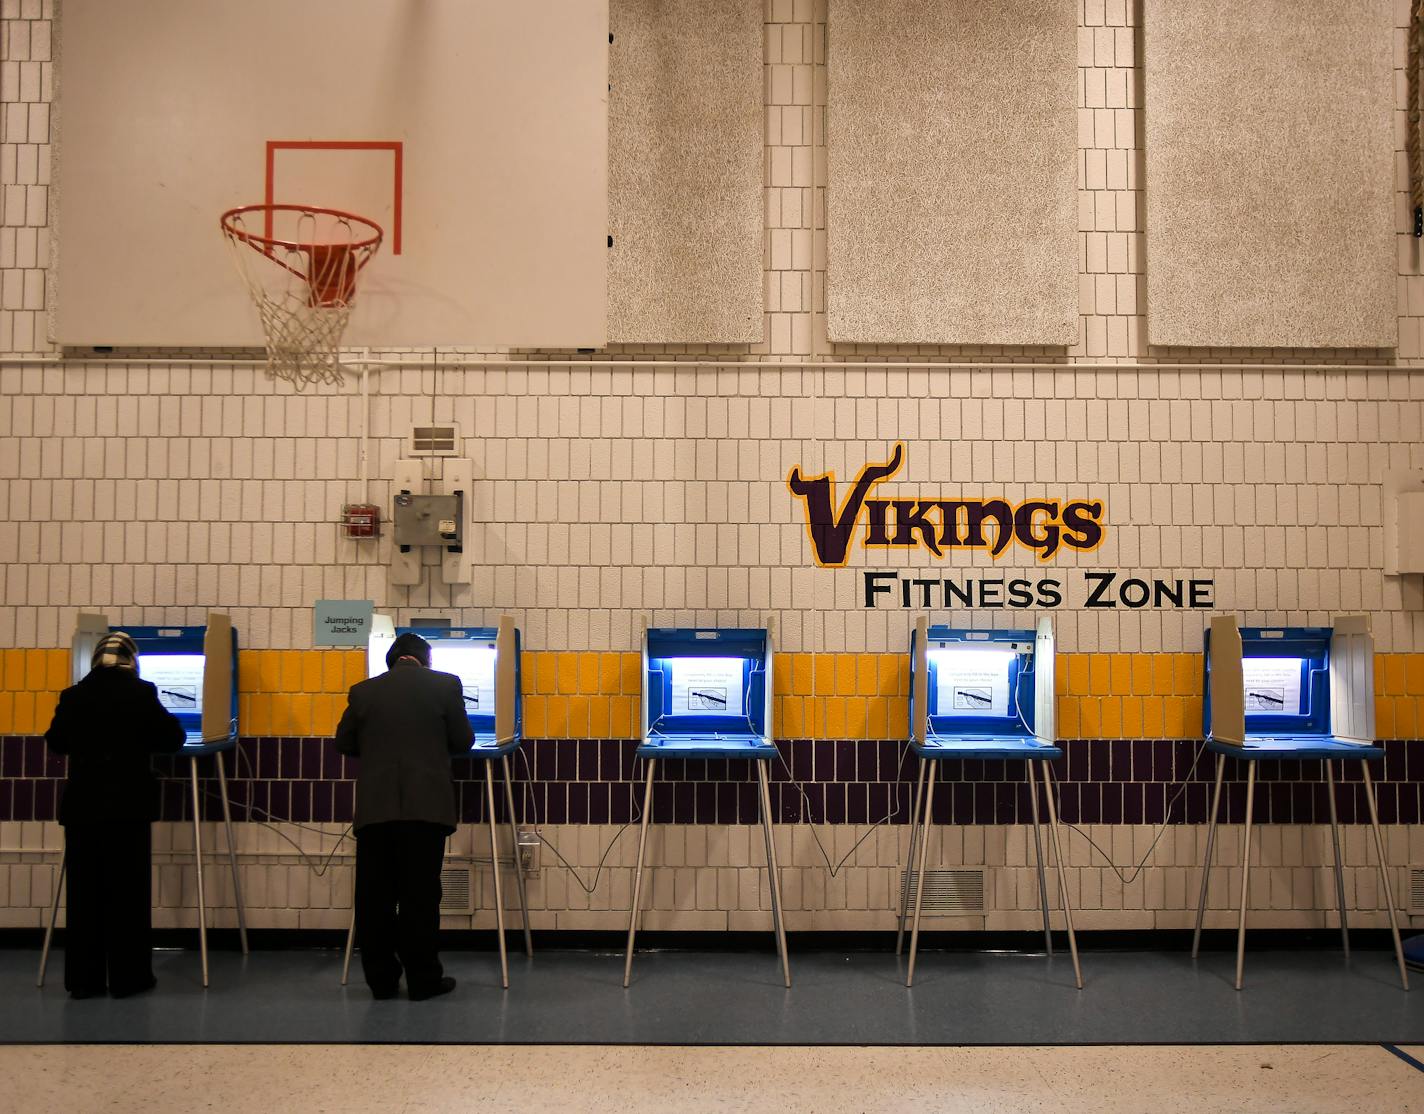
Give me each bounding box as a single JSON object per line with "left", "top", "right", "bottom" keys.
{"left": 1409, "top": 866, "right": 1424, "bottom": 915}
{"left": 896, "top": 868, "right": 986, "bottom": 915}
{"left": 440, "top": 865, "right": 475, "bottom": 914}
{"left": 411, "top": 425, "right": 458, "bottom": 455}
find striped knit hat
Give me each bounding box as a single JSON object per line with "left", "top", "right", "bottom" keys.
{"left": 91, "top": 632, "right": 139, "bottom": 672}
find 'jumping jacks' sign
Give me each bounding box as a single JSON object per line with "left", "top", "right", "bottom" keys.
{"left": 787, "top": 444, "right": 1214, "bottom": 611}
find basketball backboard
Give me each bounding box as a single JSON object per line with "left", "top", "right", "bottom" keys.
{"left": 53, "top": 0, "right": 609, "bottom": 350}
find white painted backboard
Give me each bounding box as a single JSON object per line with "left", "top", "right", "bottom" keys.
{"left": 54, "top": 0, "right": 609, "bottom": 349}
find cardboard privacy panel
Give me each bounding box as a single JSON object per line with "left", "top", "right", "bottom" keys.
{"left": 1208, "top": 615, "right": 1246, "bottom": 745}
{"left": 201, "top": 612, "right": 235, "bottom": 744}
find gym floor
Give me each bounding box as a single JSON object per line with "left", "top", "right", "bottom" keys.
{"left": 1, "top": 943, "right": 1422, "bottom": 1109}
{"left": 2, "top": 1042, "right": 1422, "bottom": 1113}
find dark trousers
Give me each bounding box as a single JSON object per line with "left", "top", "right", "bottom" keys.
{"left": 355, "top": 820, "right": 448, "bottom": 993}
{"left": 64, "top": 822, "right": 154, "bottom": 996}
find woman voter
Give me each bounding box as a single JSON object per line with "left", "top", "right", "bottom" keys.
{"left": 44, "top": 631, "right": 186, "bottom": 998}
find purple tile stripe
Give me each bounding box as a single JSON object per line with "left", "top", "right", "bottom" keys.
{"left": 0, "top": 735, "right": 1420, "bottom": 827}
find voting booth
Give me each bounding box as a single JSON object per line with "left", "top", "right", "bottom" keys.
{"left": 40, "top": 612, "right": 249, "bottom": 989}
{"left": 896, "top": 617, "right": 1081, "bottom": 988}
{"left": 624, "top": 627, "right": 789, "bottom": 987}
{"left": 1193, "top": 615, "right": 1408, "bottom": 990}
{"left": 365, "top": 616, "right": 523, "bottom": 750}
{"left": 342, "top": 614, "right": 531, "bottom": 990}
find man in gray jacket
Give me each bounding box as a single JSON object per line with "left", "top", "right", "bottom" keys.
{"left": 336, "top": 632, "right": 473, "bottom": 1000}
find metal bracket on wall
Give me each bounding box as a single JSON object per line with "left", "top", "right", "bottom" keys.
{"left": 1383, "top": 472, "right": 1424, "bottom": 612}
{"left": 441, "top": 457, "right": 473, "bottom": 586}
{"left": 389, "top": 459, "right": 424, "bottom": 586}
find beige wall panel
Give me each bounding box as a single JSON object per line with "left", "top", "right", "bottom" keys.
{"left": 1143, "top": 0, "right": 1396, "bottom": 349}
{"left": 826, "top": 0, "right": 1079, "bottom": 346}
{"left": 608, "top": 0, "right": 765, "bottom": 344}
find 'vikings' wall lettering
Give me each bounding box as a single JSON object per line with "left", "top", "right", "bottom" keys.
{"left": 787, "top": 444, "right": 1106, "bottom": 567}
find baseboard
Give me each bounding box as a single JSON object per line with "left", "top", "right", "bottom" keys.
{"left": 0, "top": 926, "right": 1412, "bottom": 954}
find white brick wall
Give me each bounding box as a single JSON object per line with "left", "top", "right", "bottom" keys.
{"left": 0, "top": 4, "right": 1421, "bottom": 652}
{"left": 2, "top": 2, "right": 1423, "bottom": 929}
{"left": 4, "top": 820, "right": 1420, "bottom": 933}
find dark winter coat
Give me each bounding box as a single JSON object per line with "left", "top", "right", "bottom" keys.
{"left": 45, "top": 666, "right": 186, "bottom": 826}
{"left": 334, "top": 661, "right": 473, "bottom": 833}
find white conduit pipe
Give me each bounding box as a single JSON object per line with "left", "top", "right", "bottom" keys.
{"left": 0, "top": 355, "right": 1414, "bottom": 372}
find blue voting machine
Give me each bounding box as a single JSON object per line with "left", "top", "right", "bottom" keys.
{"left": 367, "top": 616, "right": 522, "bottom": 754}
{"left": 639, "top": 627, "right": 774, "bottom": 758}
{"left": 71, "top": 612, "right": 239, "bottom": 754}
{"left": 910, "top": 622, "right": 1058, "bottom": 759}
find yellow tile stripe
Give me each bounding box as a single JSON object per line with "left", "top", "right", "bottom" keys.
{"left": 0, "top": 648, "right": 68, "bottom": 738}
{"left": 3, "top": 648, "right": 1424, "bottom": 741}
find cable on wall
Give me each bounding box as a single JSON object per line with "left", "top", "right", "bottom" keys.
{"left": 1044, "top": 740, "right": 1211, "bottom": 888}
{"left": 513, "top": 745, "right": 643, "bottom": 897}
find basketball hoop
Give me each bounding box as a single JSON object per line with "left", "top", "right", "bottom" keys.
{"left": 220, "top": 204, "right": 383, "bottom": 390}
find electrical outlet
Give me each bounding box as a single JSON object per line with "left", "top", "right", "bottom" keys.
{"left": 517, "top": 827, "right": 541, "bottom": 876}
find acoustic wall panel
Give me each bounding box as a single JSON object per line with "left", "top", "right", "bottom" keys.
{"left": 826, "top": 0, "right": 1078, "bottom": 346}
{"left": 1143, "top": 1, "right": 1395, "bottom": 349}
{"left": 608, "top": 0, "right": 764, "bottom": 344}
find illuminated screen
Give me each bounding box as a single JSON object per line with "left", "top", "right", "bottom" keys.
{"left": 367, "top": 634, "right": 394, "bottom": 681}
{"left": 143, "top": 654, "right": 205, "bottom": 715}
{"left": 668, "top": 657, "right": 745, "bottom": 717}
{"left": 930, "top": 647, "right": 1013, "bottom": 718}
{"left": 1242, "top": 657, "right": 1305, "bottom": 715}
{"left": 429, "top": 644, "right": 497, "bottom": 715}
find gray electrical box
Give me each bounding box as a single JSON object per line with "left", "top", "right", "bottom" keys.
{"left": 393, "top": 492, "right": 463, "bottom": 551}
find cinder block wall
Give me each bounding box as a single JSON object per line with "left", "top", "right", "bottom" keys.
{"left": 1, "top": 1, "right": 1422, "bottom": 935}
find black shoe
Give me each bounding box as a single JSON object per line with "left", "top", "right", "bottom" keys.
{"left": 67, "top": 986, "right": 106, "bottom": 1000}
{"left": 369, "top": 984, "right": 400, "bottom": 1000}
{"left": 110, "top": 976, "right": 157, "bottom": 999}
{"left": 408, "top": 976, "right": 456, "bottom": 1002}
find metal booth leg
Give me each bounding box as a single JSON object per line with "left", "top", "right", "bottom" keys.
{"left": 1191, "top": 753, "right": 1227, "bottom": 958}
{"left": 1360, "top": 764, "right": 1409, "bottom": 991}
{"left": 1324, "top": 759, "right": 1350, "bottom": 960}
{"left": 622, "top": 758, "right": 657, "bottom": 988}
{"left": 1025, "top": 761, "right": 1053, "bottom": 956}
{"left": 501, "top": 754, "right": 534, "bottom": 958}
{"left": 1040, "top": 761, "right": 1083, "bottom": 990}
{"left": 756, "top": 759, "right": 791, "bottom": 988}
{"left": 484, "top": 761, "right": 510, "bottom": 990}
{"left": 905, "top": 761, "right": 937, "bottom": 988}
{"left": 340, "top": 888, "right": 356, "bottom": 987}
{"left": 189, "top": 760, "right": 210, "bottom": 988}
{"left": 1234, "top": 761, "right": 1257, "bottom": 991}
{"left": 214, "top": 750, "right": 249, "bottom": 956}
{"left": 37, "top": 850, "right": 65, "bottom": 988}
{"left": 895, "top": 757, "right": 927, "bottom": 956}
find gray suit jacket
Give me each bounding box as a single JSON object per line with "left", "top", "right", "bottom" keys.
{"left": 334, "top": 661, "right": 474, "bottom": 832}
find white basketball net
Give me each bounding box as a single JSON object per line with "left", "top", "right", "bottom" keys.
{"left": 221, "top": 206, "right": 382, "bottom": 390}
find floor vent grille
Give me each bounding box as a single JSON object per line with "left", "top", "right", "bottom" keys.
{"left": 440, "top": 866, "right": 475, "bottom": 914}
{"left": 896, "top": 868, "right": 986, "bottom": 915}
{"left": 1409, "top": 866, "right": 1424, "bottom": 915}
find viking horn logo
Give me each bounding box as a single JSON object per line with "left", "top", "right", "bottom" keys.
{"left": 787, "top": 443, "right": 905, "bottom": 568}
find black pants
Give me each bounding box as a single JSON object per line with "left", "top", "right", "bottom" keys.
{"left": 355, "top": 820, "right": 448, "bottom": 993}
{"left": 64, "top": 822, "right": 154, "bottom": 996}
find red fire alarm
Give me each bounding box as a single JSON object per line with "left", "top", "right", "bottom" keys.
{"left": 341, "top": 503, "right": 381, "bottom": 539}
